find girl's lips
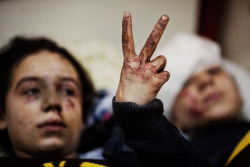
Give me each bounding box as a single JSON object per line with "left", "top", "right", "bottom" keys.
{"left": 38, "top": 120, "right": 67, "bottom": 131}
{"left": 204, "top": 92, "right": 222, "bottom": 104}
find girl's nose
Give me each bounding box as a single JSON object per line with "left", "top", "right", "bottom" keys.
{"left": 197, "top": 73, "right": 213, "bottom": 91}
{"left": 41, "top": 90, "right": 62, "bottom": 113}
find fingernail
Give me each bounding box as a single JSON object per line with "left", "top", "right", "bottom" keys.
{"left": 124, "top": 11, "right": 130, "bottom": 17}
{"left": 161, "top": 15, "right": 169, "bottom": 21}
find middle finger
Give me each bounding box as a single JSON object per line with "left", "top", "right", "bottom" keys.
{"left": 139, "top": 15, "right": 169, "bottom": 63}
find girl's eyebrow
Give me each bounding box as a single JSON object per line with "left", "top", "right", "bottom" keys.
{"left": 58, "top": 77, "right": 81, "bottom": 89}
{"left": 15, "top": 77, "right": 81, "bottom": 90}
{"left": 15, "top": 77, "right": 40, "bottom": 90}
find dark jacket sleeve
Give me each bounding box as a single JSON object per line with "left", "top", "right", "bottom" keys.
{"left": 112, "top": 97, "right": 210, "bottom": 167}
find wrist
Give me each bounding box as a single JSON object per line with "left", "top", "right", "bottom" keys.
{"left": 115, "top": 92, "right": 155, "bottom": 105}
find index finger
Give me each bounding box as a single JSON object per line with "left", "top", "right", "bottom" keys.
{"left": 139, "top": 15, "right": 169, "bottom": 63}
{"left": 122, "top": 11, "right": 135, "bottom": 59}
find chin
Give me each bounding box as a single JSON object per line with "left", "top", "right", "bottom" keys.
{"left": 206, "top": 105, "right": 239, "bottom": 121}
{"left": 38, "top": 138, "right": 66, "bottom": 152}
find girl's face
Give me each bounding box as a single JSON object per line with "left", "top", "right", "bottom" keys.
{"left": 2, "top": 50, "right": 83, "bottom": 158}
{"left": 172, "top": 66, "right": 242, "bottom": 131}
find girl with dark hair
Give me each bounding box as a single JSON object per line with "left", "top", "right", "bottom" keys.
{"left": 0, "top": 36, "right": 96, "bottom": 159}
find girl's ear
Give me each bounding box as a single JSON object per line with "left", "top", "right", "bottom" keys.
{"left": 0, "top": 111, "right": 7, "bottom": 130}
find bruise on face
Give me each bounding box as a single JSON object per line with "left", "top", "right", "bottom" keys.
{"left": 65, "top": 99, "right": 75, "bottom": 110}
{"left": 54, "top": 77, "right": 82, "bottom": 111}
{"left": 177, "top": 89, "right": 204, "bottom": 117}
{"left": 177, "top": 89, "right": 198, "bottom": 104}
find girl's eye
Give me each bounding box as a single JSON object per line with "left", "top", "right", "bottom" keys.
{"left": 183, "top": 80, "right": 192, "bottom": 88}
{"left": 61, "top": 89, "right": 75, "bottom": 96}
{"left": 208, "top": 67, "right": 221, "bottom": 75}
{"left": 23, "top": 88, "right": 40, "bottom": 96}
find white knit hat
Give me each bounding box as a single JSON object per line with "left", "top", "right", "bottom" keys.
{"left": 156, "top": 33, "right": 250, "bottom": 121}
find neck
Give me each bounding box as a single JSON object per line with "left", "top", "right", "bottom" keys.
{"left": 15, "top": 149, "right": 78, "bottom": 159}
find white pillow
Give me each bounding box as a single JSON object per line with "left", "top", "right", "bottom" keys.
{"left": 223, "top": 59, "right": 250, "bottom": 121}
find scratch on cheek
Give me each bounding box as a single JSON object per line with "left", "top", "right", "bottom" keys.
{"left": 65, "top": 99, "right": 75, "bottom": 110}
{"left": 177, "top": 90, "right": 199, "bottom": 104}
{"left": 177, "top": 90, "right": 188, "bottom": 99}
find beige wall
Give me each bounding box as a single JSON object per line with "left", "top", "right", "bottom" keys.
{"left": 1, "top": 0, "right": 249, "bottom": 90}
{"left": 0, "top": 0, "right": 199, "bottom": 90}
{"left": 0, "top": 0, "right": 199, "bottom": 52}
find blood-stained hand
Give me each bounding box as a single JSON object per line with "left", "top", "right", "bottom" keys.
{"left": 115, "top": 11, "right": 170, "bottom": 105}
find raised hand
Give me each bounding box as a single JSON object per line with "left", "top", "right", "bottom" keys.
{"left": 115, "top": 11, "right": 170, "bottom": 105}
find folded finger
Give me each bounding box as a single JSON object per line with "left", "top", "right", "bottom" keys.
{"left": 156, "top": 70, "right": 170, "bottom": 84}
{"left": 148, "top": 55, "right": 167, "bottom": 73}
